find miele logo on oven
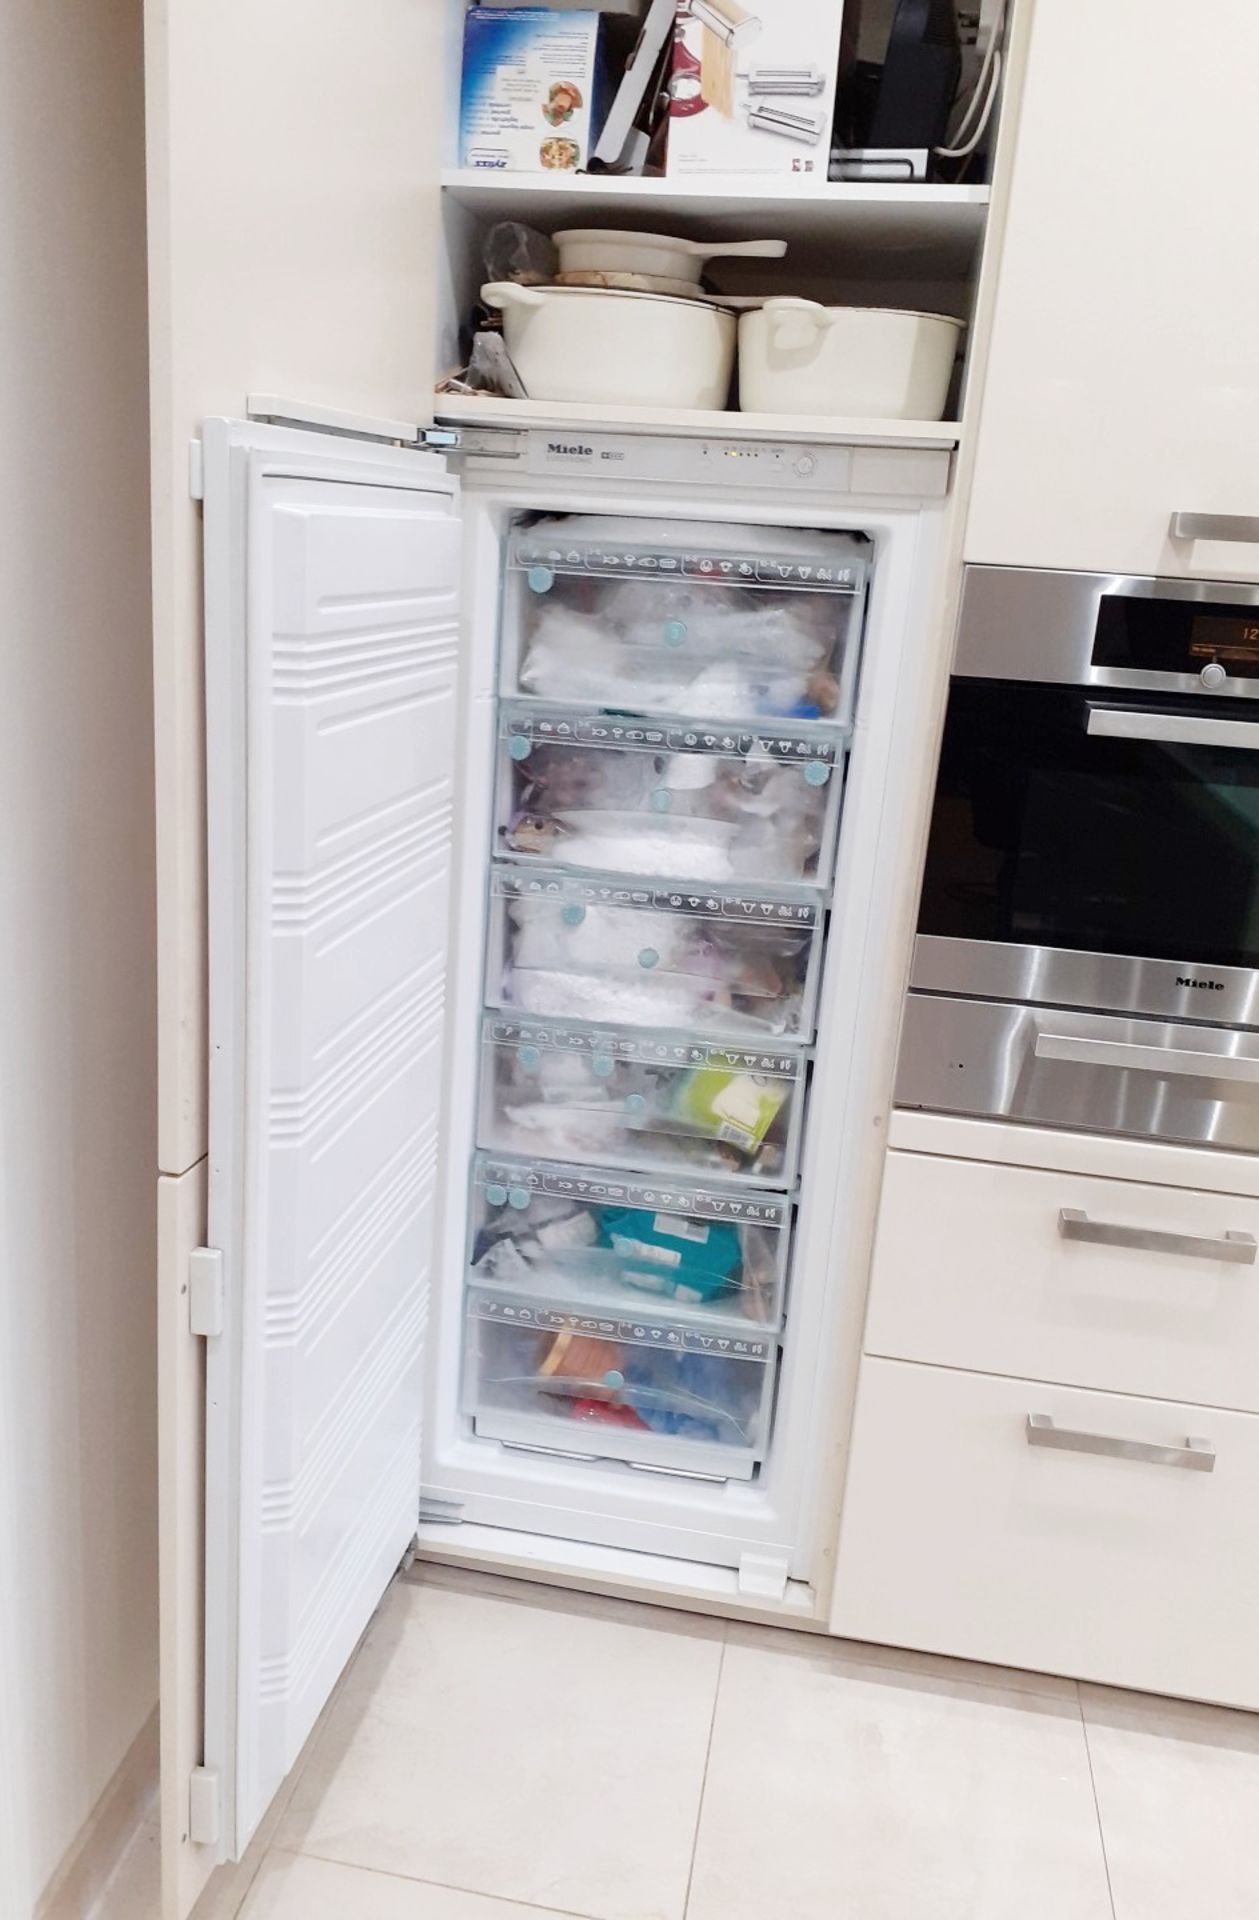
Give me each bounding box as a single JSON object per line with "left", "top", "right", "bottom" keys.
{"left": 1176, "top": 975, "right": 1225, "bottom": 991}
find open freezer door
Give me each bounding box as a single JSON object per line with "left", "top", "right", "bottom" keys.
{"left": 200, "top": 417, "right": 461, "bottom": 1859}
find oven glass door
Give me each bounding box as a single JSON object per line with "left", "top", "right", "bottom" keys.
{"left": 919, "top": 681, "right": 1259, "bottom": 970}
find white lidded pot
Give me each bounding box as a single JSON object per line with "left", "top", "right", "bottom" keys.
{"left": 738, "top": 300, "right": 965, "bottom": 420}
{"left": 481, "top": 282, "right": 737, "bottom": 410}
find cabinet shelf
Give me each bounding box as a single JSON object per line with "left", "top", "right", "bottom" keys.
{"left": 441, "top": 168, "right": 989, "bottom": 264}
{"left": 436, "top": 391, "right": 962, "bottom": 451}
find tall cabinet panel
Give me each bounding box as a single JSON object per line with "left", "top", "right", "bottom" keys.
{"left": 146, "top": 0, "right": 449, "bottom": 1177}
{"left": 965, "top": 0, "right": 1259, "bottom": 580}
{"left": 145, "top": 8, "right": 451, "bottom": 1913}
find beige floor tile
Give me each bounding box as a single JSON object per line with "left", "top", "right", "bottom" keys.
{"left": 240, "top": 1849, "right": 592, "bottom": 1918}
{"left": 734, "top": 1616, "right": 1079, "bottom": 1701}
{"left": 276, "top": 1572, "right": 723, "bottom": 1920}
{"left": 687, "top": 1627, "right": 1113, "bottom": 1920}
{"left": 1081, "top": 1682, "right": 1259, "bottom": 1920}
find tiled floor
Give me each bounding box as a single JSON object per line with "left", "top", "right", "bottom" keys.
{"left": 104, "top": 1563, "right": 1259, "bottom": 1920}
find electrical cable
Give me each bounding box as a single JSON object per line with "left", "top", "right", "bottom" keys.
{"left": 935, "top": 0, "right": 1005, "bottom": 158}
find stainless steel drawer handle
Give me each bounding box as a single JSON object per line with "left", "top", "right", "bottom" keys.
{"left": 1026, "top": 1413, "right": 1215, "bottom": 1473}
{"left": 1035, "top": 1031, "right": 1259, "bottom": 1084}
{"left": 1058, "top": 1207, "right": 1257, "bottom": 1265}
{"left": 1170, "top": 511, "right": 1259, "bottom": 543}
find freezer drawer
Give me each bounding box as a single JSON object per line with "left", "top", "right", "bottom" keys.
{"left": 463, "top": 1283, "right": 778, "bottom": 1481}
{"left": 477, "top": 1014, "right": 807, "bottom": 1188}
{"left": 467, "top": 1152, "right": 791, "bottom": 1330}
{"left": 503, "top": 518, "right": 866, "bottom": 728}
{"left": 486, "top": 863, "right": 825, "bottom": 1042}
{"left": 496, "top": 706, "right": 843, "bottom": 890}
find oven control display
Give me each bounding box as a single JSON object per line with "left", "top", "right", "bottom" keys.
{"left": 1190, "top": 612, "right": 1259, "bottom": 665}
{"left": 1094, "top": 595, "right": 1259, "bottom": 676}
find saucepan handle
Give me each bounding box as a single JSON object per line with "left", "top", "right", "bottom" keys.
{"left": 481, "top": 281, "right": 548, "bottom": 311}
{"left": 683, "top": 237, "right": 789, "bottom": 261}
{"left": 760, "top": 297, "right": 836, "bottom": 353}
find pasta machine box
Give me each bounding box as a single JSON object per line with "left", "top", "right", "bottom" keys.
{"left": 666, "top": 0, "right": 849, "bottom": 176}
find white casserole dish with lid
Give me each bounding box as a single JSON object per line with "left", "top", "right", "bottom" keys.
{"left": 481, "top": 282, "right": 737, "bottom": 409}
{"left": 738, "top": 300, "right": 964, "bottom": 420}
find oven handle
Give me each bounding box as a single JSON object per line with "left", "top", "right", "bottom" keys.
{"left": 1087, "top": 707, "right": 1259, "bottom": 752}
{"left": 1035, "top": 1031, "right": 1259, "bottom": 1084}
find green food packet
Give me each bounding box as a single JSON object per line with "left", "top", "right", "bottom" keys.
{"left": 672, "top": 1068, "right": 787, "bottom": 1153}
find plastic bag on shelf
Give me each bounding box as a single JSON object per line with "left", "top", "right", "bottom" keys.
{"left": 483, "top": 221, "right": 558, "bottom": 286}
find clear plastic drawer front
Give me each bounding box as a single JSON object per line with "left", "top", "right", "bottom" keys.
{"left": 478, "top": 1015, "right": 807, "bottom": 1189}
{"left": 467, "top": 1152, "right": 791, "bottom": 1331}
{"left": 504, "top": 518, "right": 867, "bottom": 729}
{"left": 463, "top": 1284, "right": 777, "bottom": 1480}
{"left": 496, "top": 707, "right": 843, "bottom": 890}
{"left": 486, "top": 863, "right": 824, "bottom": 1041}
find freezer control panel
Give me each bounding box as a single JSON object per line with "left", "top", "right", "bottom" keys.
{"left": 450, "top": 424, "right": 952, "bottom": 497}
{"left": 519, "top": 431, "right": 852, "bottom": 491}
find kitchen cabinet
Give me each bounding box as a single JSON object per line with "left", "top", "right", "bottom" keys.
{"left": 865, "top": 1148, "right": 1259, "bottom": 1418}
{"left": 834, "top": 1112, "right": 1259, "bottom": 1709}
{"left": 966, "top": 0, "right": 1259, "bottom": 581}
{"left": 834, "top": 1356, "right": 1259, "bottom": 1711}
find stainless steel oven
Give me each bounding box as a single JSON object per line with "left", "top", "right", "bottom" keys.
{"left": 897, "top": 565, "right": 1259, "bottom": 1150}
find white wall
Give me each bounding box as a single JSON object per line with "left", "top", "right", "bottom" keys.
{"left": 0, "top": 1, "right": 158, "bottom": 1913}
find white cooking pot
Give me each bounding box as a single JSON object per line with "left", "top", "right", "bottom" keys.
{"left": 481, "top": 282, "right": 736, "bottom": 410}
{"left": 552, "top": 228, "right": 787, "bottom": 286}
{"left": 738, "top": 300, "right": 964, "bottom": 421}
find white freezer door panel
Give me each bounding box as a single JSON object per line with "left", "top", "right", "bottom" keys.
{"left": 203, "top": 420, "right": 460, "bottom": 1859}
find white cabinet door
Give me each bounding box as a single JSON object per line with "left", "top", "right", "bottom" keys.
{"left": 966, "top": 0, "right": 1259, "bottom": 579}
{"left": 201, "top": 420, "right": 460, "bottom": 1861}
{"left": 833, "top": 1358, "right": 1259, "bottom": 1711}
{"left": 864, "top": 1150, "right": 1259, "bottom": 1413}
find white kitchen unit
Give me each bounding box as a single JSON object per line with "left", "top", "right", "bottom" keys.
{"left": 835, "top": 1113, "right": 1259, "bottom": 1711}
{"left": 143, "top": 1, "right": 1037, "bottom": 1911}
{"left": 965, "top": 0, "right": 1259, "bottom": 580}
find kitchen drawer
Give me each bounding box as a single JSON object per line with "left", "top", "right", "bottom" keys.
{"left": 865, "top": 1151, "right": 1259, "bottom": 1411}
{"left": 463, "top": 1282, "right": 777, "bottom": 1481}
{"left": 502, "top": 520, "right": 866, "bottom": 727}
{"left": 467, "top": 1153, "right": 791, "bottom": 1330}
{"left": 486, "top": 863, "right": 824, "bottom": 1042}
{"left": 496, "top": 705, "right": 843, "bottom": 889}
{"left": 477, "top": 1015, "right": 806, "bottom": 1189}
{"left": 834, "top": 1357, "right": 1259, "bottom": 1710}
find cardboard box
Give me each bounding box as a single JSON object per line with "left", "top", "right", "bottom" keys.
{"left": 460, "top": 8, "right": 612, "bottom": 173}
{"left": 667, "top": 0, "right": 845, "bottom": 178}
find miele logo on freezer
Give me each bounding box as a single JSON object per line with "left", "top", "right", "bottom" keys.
{"left": 546, "top": 441, "right": 595, "bottom": 460}
{"left": 1176, "top": 976, "right": 1225, "bottom": 991}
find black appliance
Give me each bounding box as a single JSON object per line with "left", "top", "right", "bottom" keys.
{"left": 836, "top": 0, "right": 961, "bottom": 167}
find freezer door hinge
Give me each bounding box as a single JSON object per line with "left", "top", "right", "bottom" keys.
{"left": 418, "top": 1493, "right": 466, "bottom": 1525}
{"left": 737, "top": 1551, "right": 790, "bottom": 1603}
{"left": 421, "top": 427, "right": 462, "bottom": 451}
{"left": 188, "top": 437, "right": 205, "bottom": 500}
{"left": 188, "top": 1765, "right": 222, "bottom": 1847}
{"left": 188, "top": 1247, "right": 224, "bottom": 1338}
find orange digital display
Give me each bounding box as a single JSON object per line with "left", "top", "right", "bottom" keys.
{"left": 1190, "top": 614, "right": 1259, "bottom": 664}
